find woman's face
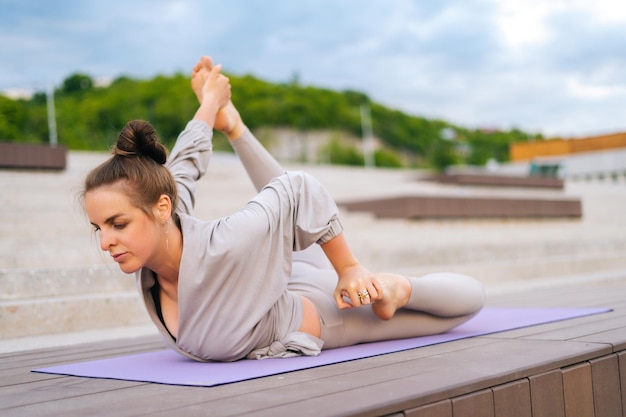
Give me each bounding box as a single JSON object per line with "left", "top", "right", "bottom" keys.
{"left": 85, "top": 185, "right": 162, "bottom": 274}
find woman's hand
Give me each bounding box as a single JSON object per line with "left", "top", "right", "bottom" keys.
{"left": 321, "top": 233, "right": 382, "bottom": 309}
{"left": 333, "top": 262, "right": 382, "bottom": 309}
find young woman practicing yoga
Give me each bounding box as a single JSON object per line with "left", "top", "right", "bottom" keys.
{"left": 82, "top": 56, "right": 485, "bottom": 362}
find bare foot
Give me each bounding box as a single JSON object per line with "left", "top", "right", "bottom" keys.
{"left": 191, "top": 56, "right": 213, "bottom": 103}
{"left": 191, "top": 56, "right": 244, "bottom": 139}
{"left": 214, "top": 101, "right": 244, "bottom": 140}
{"left": 371, "top": 273, "right": 411, "bottom": 320}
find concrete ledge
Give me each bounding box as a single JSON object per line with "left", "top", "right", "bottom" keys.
{"left": 427, "top": 173, "right": 564, "bottom": 189}
{"left": 339, "top": 194, "right": 582, "bottom": 219}
{"left": 0, "top": 142, "right": 67, "bottom": 170}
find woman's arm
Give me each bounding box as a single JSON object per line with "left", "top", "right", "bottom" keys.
{"left": 212, "top": 99, "right": 285, "bottom": 191}
{"left": 321, "top": 234, "right": 382, "bottom": 309}
{"left": 166, "top": 59, "right": 231, "bottom": 215}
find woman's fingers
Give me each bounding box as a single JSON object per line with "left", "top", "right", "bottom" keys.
{"left": 334, "top": 290, "right": 352, "bottom": 309}
{"left": 334, "top": 277, "right": 382, "bottom": 309}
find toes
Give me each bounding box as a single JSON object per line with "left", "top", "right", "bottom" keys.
{"left": 201, "top": 56, "right": 214, "bottom": 71}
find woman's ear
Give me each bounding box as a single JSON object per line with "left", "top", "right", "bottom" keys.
{"left": 154, "top": 194, "right": 172, "bottom": 221}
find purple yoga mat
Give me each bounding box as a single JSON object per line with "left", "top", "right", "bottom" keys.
{"left": 33, "top": 307, "right": 610, "bottom": 387}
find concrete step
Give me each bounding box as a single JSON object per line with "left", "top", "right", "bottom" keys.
{"left": 0, "top": 291, "right": 150, "bottom": 339}
{"left": 1, "top": 265, "right": 133, "bottom": 300}
{"left": 0, "top": 265, "right": 144, "bottom": 339}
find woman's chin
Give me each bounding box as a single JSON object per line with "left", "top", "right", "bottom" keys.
{"left": 118, "top": 263, "right": 141, "bottom": 274}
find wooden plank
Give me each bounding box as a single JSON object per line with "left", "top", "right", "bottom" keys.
{"left": 0, "top": 377, "right": 145, "bottom": 409}
{"left": 573, "top": 326, "right": 626, "bottom": 352}
{"left": 480, "top": 315, "right": 613, "bottom": 340}
{"left": 562, "top": 362, "right": 595, "bottom": 417}
{"left": 451, "top": 389, "right": 494, "bottom": 417}
{"left": 0, "top": 338, "right": 165, "bottom": 386}
{"left": 520, "top": 316, "right": 626, "bottom": 343}
{"left": 619, "top": 351, "right": 626, "bottom": 416}
{"left": 492, "top": 379, "right": 531, "bottom": 417}
{"left": 529, "top": 370, "right": 565, "bottom": 417}
{"left": 0, "top": 335, "right": 163, "bottom": 371}
{"left": 478, "top": 284, "right": 626, "bottom": 339}
{"left": 405, "top": 400, "right": 452, "bottom": 417}
{"left": 590, "top": 354, "right": 623, "bottom": 417}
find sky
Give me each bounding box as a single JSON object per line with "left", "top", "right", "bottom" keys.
{"left": 2, "top": 0, "right": 626, "bottom": 138}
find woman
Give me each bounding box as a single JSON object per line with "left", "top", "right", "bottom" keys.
{"left": 83, "top": 56, "right": 485, "bottom": 362}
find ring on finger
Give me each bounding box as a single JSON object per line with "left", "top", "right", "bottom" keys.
{"left": 358, "top": 290, "right": 370, "bottom": 302}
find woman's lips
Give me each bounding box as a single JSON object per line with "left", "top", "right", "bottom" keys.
{"left": 112, "top": 252, "right": 127, "bottom": 262}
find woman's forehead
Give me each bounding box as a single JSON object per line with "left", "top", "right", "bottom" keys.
{"left": 85, "top": 186, "right": 134, "bottom": 217}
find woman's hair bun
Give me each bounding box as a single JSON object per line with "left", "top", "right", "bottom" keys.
{"left": 114, "top": 120, "right": 167, "bottom": 164}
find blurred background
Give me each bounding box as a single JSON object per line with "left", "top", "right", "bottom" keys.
{"left": 1, "top": 0, "right": 625, "bottom": 352}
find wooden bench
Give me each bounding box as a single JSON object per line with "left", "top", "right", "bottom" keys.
{"left": 0, "top": 142, "right": 67, "bottom": 170}
{"left": 426, "top": 173, "right": 564, "bottom": 190}
{"left": 339, "top": 194, "right": 583, "bottom": 219}
{"left": 1, "top": 281, "right": 624, "bottom": 416}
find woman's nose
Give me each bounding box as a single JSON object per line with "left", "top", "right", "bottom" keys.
{"left": 99, "top": 229, "right": 113, "bottom": 251}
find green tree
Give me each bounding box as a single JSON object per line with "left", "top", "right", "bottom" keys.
{"left": 61, "top": 73, "right": 94, "bottom": 94}
{"left": 0, "top": 70, "right": 543, "bottom": 168}
{"left": 0, "top": 95, "right": 23, "bottom": 141}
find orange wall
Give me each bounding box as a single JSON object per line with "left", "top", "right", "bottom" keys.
{"left": 510, "top": 132, "right": 626, "bottom": 161}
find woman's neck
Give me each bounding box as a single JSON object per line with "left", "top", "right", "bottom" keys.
{"left": 150, "top": 225, "right": 183, "bottom": 285}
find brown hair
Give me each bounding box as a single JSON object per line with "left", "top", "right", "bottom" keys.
{"left": 82, "top": 120, "right": 178, "bottom": 219}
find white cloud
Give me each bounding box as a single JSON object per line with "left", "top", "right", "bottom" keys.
{"left": 566, "top": 76, "right": 626, "bottom": 99}
{"left": 2, "top": 0, "right": 626, "bottom": 137}
{"left": 574, "top": 0, "right": 626, "bottom": 22}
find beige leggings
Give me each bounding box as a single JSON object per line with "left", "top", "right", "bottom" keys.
{"left": 230, "top": 129, "right": 485, "bottom": 350}
{"left": 289, "top": 246, "right": 485, "bottom": 349}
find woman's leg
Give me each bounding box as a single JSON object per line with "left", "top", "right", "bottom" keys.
{"left": 320, "top": 272, "right": 485, "bottom": 349}
{"left": 230, "top": 128, "right": 285, "bottom": 192}
{"left": 405, "top": 273, "right": 486, "bottom": 317}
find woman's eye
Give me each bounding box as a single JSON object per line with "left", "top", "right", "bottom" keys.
{"left": 113, "top": 223, "right": 127, "bottom": 230}
{"left": 92, "top": 226, "right": 101, "bottom": 232}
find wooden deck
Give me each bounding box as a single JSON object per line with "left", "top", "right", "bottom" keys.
{"left": 2, "top": 281, "right": 625, "bottom": 417}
